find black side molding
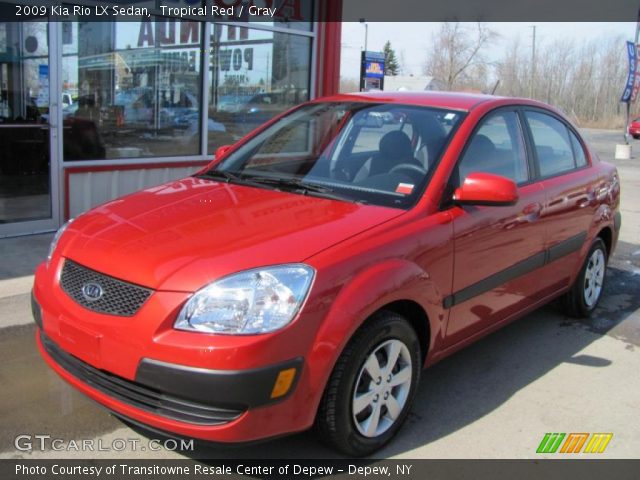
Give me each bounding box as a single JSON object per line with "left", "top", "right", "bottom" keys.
{"left": 444, "top": 231, "right": 587, "bottom": 308}
{"left": 546, "top": 232, "right": 587, "bottom": 264}
{"left": 614, "top": 211, "right": 622, "bottom": 232}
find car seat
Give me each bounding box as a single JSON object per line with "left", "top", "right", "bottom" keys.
{"left": 354, "top": 130, "right": 422, "bottom": 181}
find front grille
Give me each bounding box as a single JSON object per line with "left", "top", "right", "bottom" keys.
{"left": 40, "top": 332, "right": 244, "bottom": 426}
{"left": 60, "top": 259, "right": 152, "bottom": 317}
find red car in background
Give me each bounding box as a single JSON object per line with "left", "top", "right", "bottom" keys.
{"left": 33, "top": 92, "right": 620, "bottom": 456}
{"left": 629, "top": 117, "right": 640, "bottom": 138}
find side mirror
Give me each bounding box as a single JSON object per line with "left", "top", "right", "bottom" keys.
{"left": 215, "top": 144, "right": 232, "bottom": 159}
{"left": 198, "top": 144, "right": 234, "bottom": 174}
{"left": 453, "top": 172, "right": 518, "bottom": 206}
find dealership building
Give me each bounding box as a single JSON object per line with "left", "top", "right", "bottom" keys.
{"left": 0, "top": 0, "right": 341, "bottom": 237}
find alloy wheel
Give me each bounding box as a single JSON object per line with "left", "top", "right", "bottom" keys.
{"left": 351, "top": 339, "right": 413, "bottom": 438}
{"left": 583, "top": 248, "right": 605, "bottom": 307}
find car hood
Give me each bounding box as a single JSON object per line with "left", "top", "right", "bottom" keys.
{"left": 60, "top": 177, "right": 404, "bottom": 292}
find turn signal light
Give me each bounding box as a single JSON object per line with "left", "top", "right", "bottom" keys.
{"left": 270, "top": 368, "right": 297, "bottom": 399}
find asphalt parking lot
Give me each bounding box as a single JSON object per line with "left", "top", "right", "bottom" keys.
{"left": 0, "top": 128, "right": 638, "bottom": 460}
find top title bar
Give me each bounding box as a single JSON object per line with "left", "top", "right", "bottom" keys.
{"left": 0, "top": 0, "right": 638, "bottom": 22}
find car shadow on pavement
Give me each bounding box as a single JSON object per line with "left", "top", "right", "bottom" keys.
{"left": 122, "top": 259, "right": 640, "bottom": 460}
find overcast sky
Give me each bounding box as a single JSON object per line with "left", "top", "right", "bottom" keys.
{"left": 340, "top": 22, "right": 636, "bottom": 80}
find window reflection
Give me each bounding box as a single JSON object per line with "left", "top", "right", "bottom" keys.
{"left": 0, "top": 21, "right": 51, "bottom": 223}
{"left": 207, "top": 25, "right": 311, "bottom": 154}
{"left": 62, "top": 20, "right": 202, "bottom": 160}
{"left": 59, "top": 19, "right": 312, "bottom": 160}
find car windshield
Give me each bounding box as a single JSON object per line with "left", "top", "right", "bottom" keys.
{"left": 204, "top": 102, "right": 465, "bottom": 209}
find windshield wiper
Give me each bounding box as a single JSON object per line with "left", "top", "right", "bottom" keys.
{"left": 241, "top": 175, "right": 367, "bottom": 204}
{"left": 196, "top": 170, "right": 242, "bottom": 183}
{"left": 196, "top": 170, "right": 277, "bottom": 191}
{"left": 197, "top": 171, "right": 365, "bottom": 204}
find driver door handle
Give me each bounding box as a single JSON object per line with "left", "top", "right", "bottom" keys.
{"left": 522, "top": 202, "right": 542, "bottom": 221}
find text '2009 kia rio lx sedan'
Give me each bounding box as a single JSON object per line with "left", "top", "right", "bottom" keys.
{"left": 33, "top": 92, "right": 620, "bottom": 456}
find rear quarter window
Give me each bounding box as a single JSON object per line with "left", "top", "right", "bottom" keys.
{"left": 569, "top": 130, "right": 588, "bottom": 167}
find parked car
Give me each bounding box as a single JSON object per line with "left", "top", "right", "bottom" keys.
{"left": 113, "top": 88, "right": 154, "bottom": 125}
{"left": 629, "top": 117, "right": 640, "bottom": 139}
{"left": 62, "top": 92, "right": 75, "bottom": 108}
{"left": 114, "top": 88, "right": 198, "bottom": 128}
{"left": 234, "top": 90, "right": 307, "bottom": 134}
{"left": 33, "top": 92, "right": 620, "bottom": 456}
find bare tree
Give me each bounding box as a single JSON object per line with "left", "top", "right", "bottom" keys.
{"left": 495, "top": 34, "right": 627, "bottom": 128}
{"left": 424, "top": 22, "right": 497, "bottom": 90}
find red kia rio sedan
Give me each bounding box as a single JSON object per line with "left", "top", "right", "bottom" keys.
{"left": 629, "top": 117, "right": 640, "bottom": 139}
{"left": 33, "top": 92, "right": 620, "bottom": 456}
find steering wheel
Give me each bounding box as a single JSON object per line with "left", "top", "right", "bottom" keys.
{"left": 389, "top": 163, "right": 427, "bottom": 180}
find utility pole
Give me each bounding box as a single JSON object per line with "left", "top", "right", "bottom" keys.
{"left": 359, "top": 19, "right": 368, "bottom": 91}
{"left": 359, "top": 18, "right": 368, "bottom": 53}
{"left": 530, "top": 25, "right": 536, "bottom": 99}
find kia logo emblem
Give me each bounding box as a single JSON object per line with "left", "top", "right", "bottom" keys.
{"left": 81, "top": 283, "right": 104, "bottom": 302}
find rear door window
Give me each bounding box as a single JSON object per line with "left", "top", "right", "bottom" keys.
{"left": 525, "top": 111, "right": 576, "bottom": 177}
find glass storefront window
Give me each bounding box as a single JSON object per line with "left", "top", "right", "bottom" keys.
{"left": 207, "top": 24, "right": 311, "bottom": 154}
{"left": 58, "top": 11, "right": 314, "bottom": 160}
{"left": 0, "top": 20, "right": 52, "bottom": 224}
{"left": 62, "top": 19, "right": 203, "bottom": 160}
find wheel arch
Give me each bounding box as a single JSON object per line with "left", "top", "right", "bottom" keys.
{"left": 375, "top": 299, "right": 430, "bottom": 364}
{"left": 597, "top": 225, "right": 613, "bottom": 257}
{"left": 303, "top": 258, "right": 445, "bottom": 426}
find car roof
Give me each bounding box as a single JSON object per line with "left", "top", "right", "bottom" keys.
{"left": 315, "top": 91, "right": 538, "bottom": 112}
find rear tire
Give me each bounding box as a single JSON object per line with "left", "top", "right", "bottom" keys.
{"left": 315, "top": 311, "right": 421, "bottom": 456}
{"left": 562, "top": 237, "right": 607, "bottom": 317}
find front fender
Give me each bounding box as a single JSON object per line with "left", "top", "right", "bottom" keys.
{"left": 301, "top": 258, "right": 446, "bottom": 419}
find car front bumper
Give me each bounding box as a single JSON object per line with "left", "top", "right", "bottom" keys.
{"left": 32, "top": 259, "right": 320, "bottom": 443}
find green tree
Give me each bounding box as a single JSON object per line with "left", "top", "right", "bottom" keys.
{"left": 383, "top": 41, "right": 400, "bottom": 76}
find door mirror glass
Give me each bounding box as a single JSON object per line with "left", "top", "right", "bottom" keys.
{"left": 453, "top": 172, "right": 518, "bottom": 206}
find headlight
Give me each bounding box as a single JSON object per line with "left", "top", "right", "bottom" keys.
{"left": 47, "top": 219, "right": 73, "bottom": 263}
{"left": 174, "top": 265, "right": 315, "bottom": 335}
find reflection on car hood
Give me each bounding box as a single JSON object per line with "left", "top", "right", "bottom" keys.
{"left": 60, "top": 177, "right": 405, "bottom": 291}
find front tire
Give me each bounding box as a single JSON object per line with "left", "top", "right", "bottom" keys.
{"left": 315, "top": 311, "right": 421, "bottom": 456}
{"left": 562, "top": 237, "right": 607, "bottom": 317}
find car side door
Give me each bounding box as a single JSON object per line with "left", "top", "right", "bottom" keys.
{"left": 522, "top": 109, "right": 600, "bottom": 289}
{"left": 443, "top": 108, "right": 550, "bottom": 346}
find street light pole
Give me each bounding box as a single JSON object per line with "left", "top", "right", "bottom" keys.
{"left": 359, "top": 18, "right": 368, "bottom": 53}
{"left": 359, "top": 19, "right": 368, "bottom": 92}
